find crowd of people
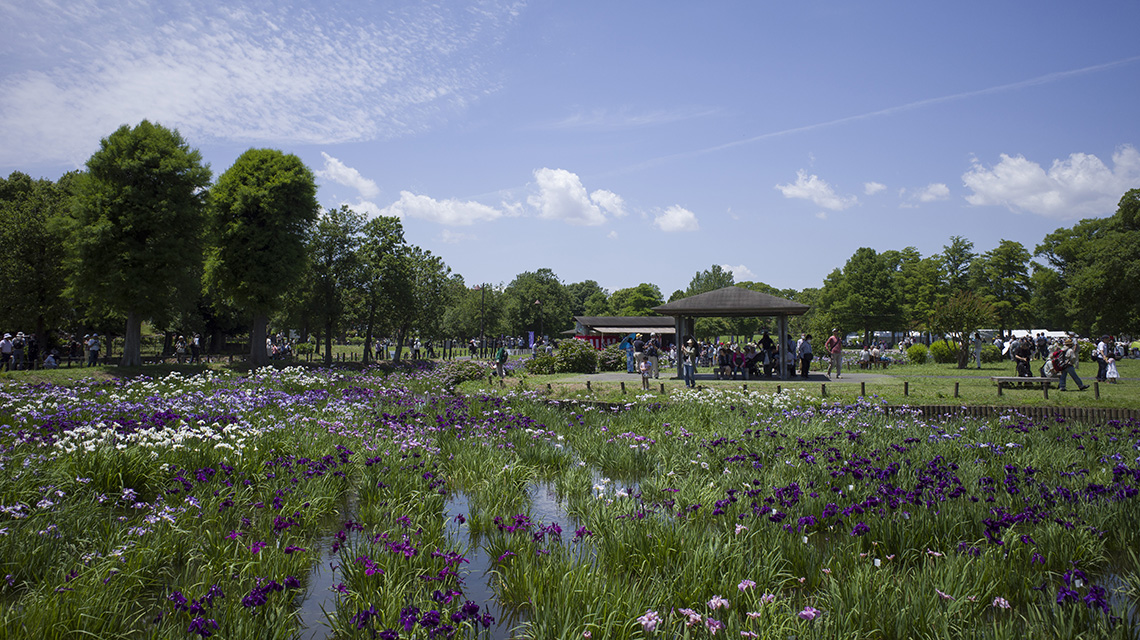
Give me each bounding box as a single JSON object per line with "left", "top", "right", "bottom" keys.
{"left": 977, "top": 332, "right": 1130, "bottom": 391}
{"left": 0, "top": 331, "right": 107, "bottom": 370}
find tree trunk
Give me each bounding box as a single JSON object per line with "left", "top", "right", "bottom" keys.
{"left": 393, "top": 326, "right": 407, "bottom": 362}
{"left": 362, "top": 301, "right": 376, "bottom": 365}
{"left": 250, "top": 314, "right": 269, "bottom": 367}
{"left": 121, "top": 311, "right": 142, "bottom": 367}
{"left": 324, "top": 320, "right": 333, "bottom": 366}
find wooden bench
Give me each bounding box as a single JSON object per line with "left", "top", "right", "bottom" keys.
{"left": 990, "top": 376, "right": 1057, "bottom": 397}
{"left": 991, "top": 376, "right": 1054, "bottom": 388}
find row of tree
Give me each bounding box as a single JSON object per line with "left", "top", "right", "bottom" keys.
{"left": 1, "top": 120, "right": 1136, "bottom": 366}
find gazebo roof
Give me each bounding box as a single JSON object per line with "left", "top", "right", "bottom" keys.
{"left": 652, "top": 286, "right": 809, "bottom": 318}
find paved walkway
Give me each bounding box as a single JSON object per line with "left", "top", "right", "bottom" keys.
{"left": 561, "top": 370, "right": 892, "bottom": 384}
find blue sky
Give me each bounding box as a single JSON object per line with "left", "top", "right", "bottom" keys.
{"left": 3, "top": 1, "right": 1139, "bottom": 295}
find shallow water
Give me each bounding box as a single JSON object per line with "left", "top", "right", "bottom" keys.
{"left": 294, "top": 480, "right": 578, "bottom": 640}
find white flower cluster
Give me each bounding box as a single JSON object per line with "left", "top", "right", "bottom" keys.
{"left": 669, "top": 387, "right": 820, "bottom": 412}
{"left": 52, "top": 419, "right": 259, "bottom": 456}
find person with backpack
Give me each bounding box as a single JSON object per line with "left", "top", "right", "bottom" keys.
{"left": 646, "top": 333, "right": 661, "bottom": 379}
{"left": 1056, "top": 338, "right": 1088, "bottom": 392}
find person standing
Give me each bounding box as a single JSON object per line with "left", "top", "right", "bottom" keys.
{"left": 632, "top": 334, "right": 646, "bottom": 375}
{"left": 797, "top": 334, "right": 813, "bottom": 378}
{"left": 495, "top": 342, "right": 508, "bottom": 378}
{"left": 1094, "top": 336, "right": 1110, "bottom": 382}
{"left": 824, "top": 329, "right": 843, "bottom": 378}
{"left": 1057, "top": 338, "right": 1089, "bottom": 392}
{"left": 681, "top": 337, "right": 698, "bottom": 388}
{"left": 973, "top": 332, "right": 983, "bottom": 369}
{"left": 86, "top": 333, "right": 101, "bottom": 366}
{"left": 0, "top": 334, "right": 12, "bottom": 371}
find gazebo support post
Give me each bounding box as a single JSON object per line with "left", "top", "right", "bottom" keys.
{"left": 778, "top": 314, "right": 788, "bottom": 381}
{"left": 674, "top": 315, "right": 685, "bottom": 379}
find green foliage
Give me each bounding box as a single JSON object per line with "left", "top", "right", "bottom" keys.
{"left": 929, "top": 339, "right": 957, "bottom": 364}
{"left": 608, "top": 283, "right": 663, "bottom": 317}
{"left": 929, "top": 290, "right": 997, "bottom": 369}
{"left": 72, "top": 121, "right": 212, "bottom": 366}
{"left": 554, "top": 338, "right": 598, "bottom": 374}
{"left": 433, "top": 359, "right": 490, "bottom": 389}
{"left": 503, "top": 268, "right": 571, "bottom": 337}
{"left": 1078, "top": 341, "right": 1094, "bottom": 362}
{"left": 524, "top": 355, "right": 556, "bottom": 374}
{"left": 981, "top": 344, "right": 1002, "bottom": 363}
{"left": 906, "top": 343, "right": 929, "bottom": 365}
{"left": 597, "top": 343, "right": 627, "bottom": 372}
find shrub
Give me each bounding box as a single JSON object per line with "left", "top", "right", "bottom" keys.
{"left": 981, "top": 344, "right": 1002, "bottom": 364}
{"left": 293, "top": 341, "right": 315, "bottom": 355}
{"left": 433, "top": 359, "right": 489, "bottom": 389}
{"left": 1078, "top": 341, "right": 1094, "bottom": 362}
{"left": 554, "top": 338, "right": 597, "bottom": 374}
{"left": 929, "top": 339, "right": 958, "bottom": 364}
{"left": 597, "top": 344, "right": 627, "bottom": 372}
{"left": 524, "top": 355, "right": 556, "bottom": 375}
{"left": 905, "top": 343, "right": 928, "bottom": 365}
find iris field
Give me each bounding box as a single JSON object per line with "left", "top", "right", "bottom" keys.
{"left": 1, "top": 363, "right": 1137, "bottom": 638}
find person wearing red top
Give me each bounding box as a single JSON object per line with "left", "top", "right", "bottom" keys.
{"left": 824, "top": 329, "right": 843, "bottom": 379}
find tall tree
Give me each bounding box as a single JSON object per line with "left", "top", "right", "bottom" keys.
{"left": 929, "top": 290, "right": 997, "bottom": 369}
{"left": 817, "top": 247, "right": 900, "bottom": 343}
{"left": 0, "top": 172, "right": 75, "bottom": 344}
{"left": 1035, "top": 189, "right": 1140, "bottom": 335}
{"left": 356, "top": 215, "right": 407, "bottom": 363}
{"left": 71, "top": 121, "right": 211, "bottom": 366}
{"left": 308, "top": 206, "right": 363, "bottom": 365}
{"left": 206, "top": 149, "right": 318, "bottom": 366}
{"left": 386, "top": 245, "right": 452, "bottom": 361}
{"left": 609, "top": 283, "right": 663, "bottom": 317}
{"left": 565, "top": 280, "right": 607, "bottom": 317}
{"left": 685, "top": 264, "right": 735, "bottom": 297}
{"left": 940, "top": 236, "right": 975, "bottom": 293}
{"left": 970, "top": 239, "right": 1032, "bottom": 333}
{"left": 503, "top": 269, "right": 570, "bottom": 338}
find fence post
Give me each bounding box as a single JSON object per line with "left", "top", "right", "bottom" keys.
{"left": 903, "top": 381, "right": 909, "bottom": 397}
{"left": 860, "top": 382, "right": 866, "bottom": 397}
{"left": 621, "top": 381, "right": 626, "bottom": 394}
{"left": 1094, "top": 382, "right": 1100, "bottom": 400}
{"left": 1043, "top": 382, "right": 1049, "bottom": 400}
{"left": 821, "top": 383, "right": 827, "bottom": 397}
{"left": 954, "top": 382, "right": 959, "bottom": 398}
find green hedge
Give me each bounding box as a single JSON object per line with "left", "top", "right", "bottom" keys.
{"left": 905, "top": 343, "right": 928, "bottom": 365}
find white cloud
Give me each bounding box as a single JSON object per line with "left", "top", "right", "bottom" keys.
{"left": 317, "top": 153, "right": 380, "bottom": 198}
{"left": 653, "top": 205, "right": 699, "bottom": 232}
{"left": 607, "top": 230, "right": 619, "bottom": 240}
{"left": 721, "top": 264, "right": 756, "bottom": 281}
{"left": 815, "top": 211, "right": 828, "bottom": 220}
{"left": 440, "top": 229, "right": 471, "bottom": 244}
{"left": 962, "top": 146, "right": 1140, "bottom": 219}
{"left": 527, "top": 168, "right": 607, "bottom": 226}
{"left": 775, "top": 170, "right": 857, "bottom": 211}
{"left": 0, "top": 1, "right": 522, "bottom": 165}
{"left": 379, "top": 191, "right": 502, "bottom": 225}
{"left": 864, "top": 181, "right": 887, "bottom": 195}
{"left": 590, "top": 189, "right": 627, "bottom": 217}
{"left": 915, "top": 183, "right": 950, "bottom": 202}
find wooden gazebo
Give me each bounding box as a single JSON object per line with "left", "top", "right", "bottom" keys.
{"left": 651, "top": 286, "right": 810, "bottom": 380}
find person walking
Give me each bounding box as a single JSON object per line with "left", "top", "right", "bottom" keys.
{"left": 1057, "top": 338, "right": 1089, "bottom": 392}
{"left": 824, "top": 329, "right": 843, "bottom": 378}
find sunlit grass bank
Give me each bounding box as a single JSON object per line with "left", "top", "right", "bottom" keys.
{"left": 1, "top": 365, "right": 1137, "bottom": 638}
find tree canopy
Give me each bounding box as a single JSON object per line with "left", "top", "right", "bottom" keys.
{"left": 71, "top": 121, "right": 211, "bottom": 366}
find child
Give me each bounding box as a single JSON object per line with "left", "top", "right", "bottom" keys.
{"left": 640, "top": 355, "right": 652, "bottom": 390}
{"left": 1106, "top": 357, "right": 1119, "bottom": 384}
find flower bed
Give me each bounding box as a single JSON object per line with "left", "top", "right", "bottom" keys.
{"left": 1, "top": 367, "right": 1137, "bottom": 638}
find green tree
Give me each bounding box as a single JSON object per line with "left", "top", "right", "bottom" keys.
{"left": 929, "top": 290, "right": 997, "bottom": 368}
{"left": 206, "top": 149, "right": 318, "bottom": 366}
{"left": 583, "top": 291, "right": 611, "bottom": 317}
{"left": 970, "top": 239, "right": 1032, "bottom": 333}
{"left": 565, "top": 280, "right": 607, "bottom": 317}
{"left": 940, "top": 236, "right": 975, "bottom": 293}
{"left": 685, "top": 264, "right": 735, "bottom": 296}
{"left": 1035, "top": 189, "right": 1140, "bottom": 335}
{"left": 503, "top": 269, "right": 570, "bottom": 338}
{"left": 307, "top": 206, "right": 363, "bottom": 365}
{"left": 608, "top": 283, "right": 663, "bottom": 317}
{"left": 817, "top": 247, "right": 900, "bottom": 344}
{"left": 0, "top": 172, "right": 75, "bottom": 345}
{"left": 71, "top": 121, "right": 211, "bottom": 366}
{"left": 386, "top": 245, "right": 452, "bottom": 361}
{"left": 353, "top": 215, "right": 407, "bottom": 362}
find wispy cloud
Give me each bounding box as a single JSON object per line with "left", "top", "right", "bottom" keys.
{"left": 380, "top": 191, "right": 503, "bottom": 226}
{"left": 542, "top": 106, "right": 719, "bottom": 131}
{"left": 619, "top": 55, "right": 1140, "bottom": 174}
{"left": 653, "top": 205, "right": 699, "bottom": 232}
{"left": 0, "top": 0, "right": 523, "bottom": 166}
